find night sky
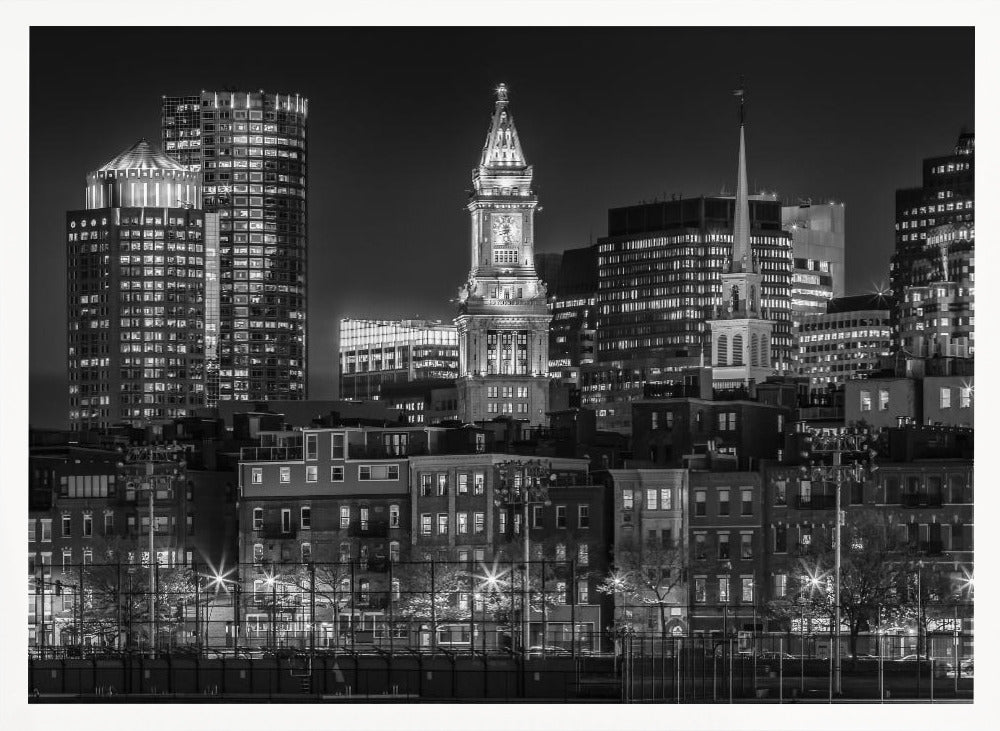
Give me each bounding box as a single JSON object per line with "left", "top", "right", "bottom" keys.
{"left": 29, "top": 27, "right": 973, "bottom": 429}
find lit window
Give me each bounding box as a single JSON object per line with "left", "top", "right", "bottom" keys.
{"left": 773, "top": 573, "right": 787, "bottom": 598}
{"left": 878, "top": 389, "right": 889, "bottom": 411}
{"left": 474, "top": 512, "right": 485, "bottom": 534}
{"left": 622, "top": 489, "right": 633, "bottom": 510}
{"left": 389, "top": 504, "right": 400, "bottom": 528}
{"left": 474, "top": 472, "right": 485, "bottom": 495}
{"left": 860, "top": 390, "right": 872, "bottom": 412}
{"left": 646, "top": 489, "right": 658, "bottom": 510}
{"left": 694, "top": 577, "right": 707, "bottom": 603}
{"left": 718, "top": 577, "right": 730, "bottom": 603}
{"left": 251, "top": 468, "right": 263, "bottom": 484}
{"left": 421, "top": 513, "right": 432, "bottom": 535}
{"left": 578, "top": 543, "right": 589, "bottom": 566}
{"left": 660, "top": 488, "right": 671, "bottom": 510}
{"left": 306, "top": 466, "right": 318, "bottom": 482}
{"left": 457, "top": 512, "right": 469, "bottom": 534}
{"left": 437, "top": 513, "right": 449, "bottom": 535}
{"left": 960, "top": 386, "right": 972, "bottom": 408}
{"left": 280, "top": 466, "right": 291, "bottom": 483}
{"left": 940, "top": 387, "right": 952, "bottom": 409}
{"left": 741, "top": 577, "right": 754, "bottom": 603}
{"left": 340, "top": 506, "right": 351, "bottom": 529}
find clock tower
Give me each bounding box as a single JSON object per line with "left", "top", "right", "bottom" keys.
{"left": 456, "top": 84, "right": 551, "bottom": 425}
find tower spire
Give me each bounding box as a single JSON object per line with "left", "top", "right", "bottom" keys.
{"left": 480, "top": 82, "right": 527, "bottom": 169}
{"left": 731, "top": 80, "right": 752, "bottom": 274}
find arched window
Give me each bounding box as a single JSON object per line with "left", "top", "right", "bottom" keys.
{"left": 750, "top": 334, "right": 759, "bottom": 366}
{"left": 717, "top": 334, "right": 728, "bottom": 366}
{"left": 732, "top": 334, "right": 744, "bottom": 366}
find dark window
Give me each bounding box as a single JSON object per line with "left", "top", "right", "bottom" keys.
{"left": 774, "top": 524, "right": 787, "bottom": 553}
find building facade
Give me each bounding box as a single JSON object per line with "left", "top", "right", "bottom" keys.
{"left": 796, "top": 294, "right": 892, "bottom": 390}
{"left": 688, "top": 471, "right": 765, "bottom": 635}
{"left": 605, "top": 469, "right": 689, "bottom": 635}
{"left": 162, "top": 90, "right": 308, "bottom": 404}
{"left": 339, "top": 318, "right": 459, "bottom": 401}
{"left": 782, "top": 202, "right": 845, "bottom": 325}
{"left": 898, "top": 223, "right": 974, "bottom": 359}
{"left": 455, "top": 84, "right": 551, "bottom": 426}
{"left": 67, "top": 139, "right": 209, "bottom": 431}
{"left": 540, "top": 247, "right": 598, "bottom": 386}
{"left": 891, "top": 132, "right": 974, "bottom": 338}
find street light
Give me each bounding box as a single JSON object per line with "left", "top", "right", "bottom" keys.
{"left": 493, "top": 459, "right": 553, "bottom": 658}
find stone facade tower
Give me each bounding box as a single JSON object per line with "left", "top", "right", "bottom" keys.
{"left": 456, "top": 84, "right": 551, "bottom": 425}
{"left": 710, "top": 90, "right": 776, "bottom": 388}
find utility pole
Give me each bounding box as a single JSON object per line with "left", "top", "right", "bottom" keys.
{"left": 494, "top": 459, "right": 554, "bottom": 658}
{"left": 798, "top": 424, "right": 879, "bottom": 696}
{"left": 116, "top": 442, "right": 187, "bottom": 657}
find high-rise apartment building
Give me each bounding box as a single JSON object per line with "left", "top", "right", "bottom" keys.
{"left": 66, "top": 140, "right": 210, "bottom": 431}
{"left": 891, "top": 132, "right": 974, "bottom": 336}
{"left": 796, "top": 294, "right": 892, "bottom": 390}
{"left": 781, "top": 201, "right": 845, "bottom": 326}
{"left": 161, "top": 90, "right": 309, "bottom": 404}
{"left": 455, "top": 84, "right": 551, "bottom": 425}
{"left": 339, "top": 318, "right": 459, "bottom": 401}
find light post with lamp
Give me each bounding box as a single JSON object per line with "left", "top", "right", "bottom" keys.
{"left": 797, "top": 424, "right": 878, "bottom": 696}
{"left": 116, "top": 442, "right": 187, "bottom": 657}
{"left": 493, "top": 459, "right": 553, "bottom": 658}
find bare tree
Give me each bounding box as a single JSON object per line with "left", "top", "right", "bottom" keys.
{"left": 598, "top": 537, "right": 688, "bottom": 637}
{"left": 767, "top": 509, "right": 920, "bottom": 659}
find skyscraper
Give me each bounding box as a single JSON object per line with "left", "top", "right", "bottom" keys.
{"left": 891, "top": 132, "right": 974, "bottom": 337}
{"left": 66, "top": 139, "right": 210, "bottom": 430}
{"left": 455, "top": 84, "right": 551, "bottom": 425}
{"left": 781, "top": 201, "right": 845, "bottom": 326}
{"left": 161, "top": 90, "right": 309, "bottom": 404}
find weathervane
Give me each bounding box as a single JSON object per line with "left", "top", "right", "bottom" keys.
{"left": 732, "top": 76, "right": 745, "bottom": 125}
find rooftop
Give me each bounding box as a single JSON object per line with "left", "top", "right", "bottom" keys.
{"left": 97, "top": 139, "right": 189, "bottom": 173}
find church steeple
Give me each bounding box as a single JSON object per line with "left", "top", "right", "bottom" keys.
{"left": 731, "top": 84, "right": 753, "bottom": 274}
{"left": 708, "top": 82, "right": 776, "bottom": 388}
{"left": 479, "top": 83, "right": 527, "bottom": 169}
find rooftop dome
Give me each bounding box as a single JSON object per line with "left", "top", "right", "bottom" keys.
{"left": 98, "top": 138, "right": 188, "bottom": 173}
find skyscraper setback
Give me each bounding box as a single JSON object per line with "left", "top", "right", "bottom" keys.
{"left": 66, "top": 140, "right": 210, "bottom": 430}
{"left": 161, "top": 91, "right": 309, "bottom": 404}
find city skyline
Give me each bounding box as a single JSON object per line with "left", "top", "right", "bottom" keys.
{"left": 29, "top": 26, "right": 973, "bottom": 428}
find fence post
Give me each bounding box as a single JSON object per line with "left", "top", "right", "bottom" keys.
{"left": 779, "top": 637, "right": 783, "bottom": 703}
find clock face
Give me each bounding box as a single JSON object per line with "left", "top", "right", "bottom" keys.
{"left": 490, "top": 212, "right": 522, "bottom": 247}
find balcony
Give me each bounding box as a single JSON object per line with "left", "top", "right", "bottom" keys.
{"left": 900, "top": 493, "right": 943, "bottom": 508}
{"left": 241, "top": 446, "right": 303, "bottom": 462}
{"left": 794, "top": 494, "right": 836, "bottom": 510}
